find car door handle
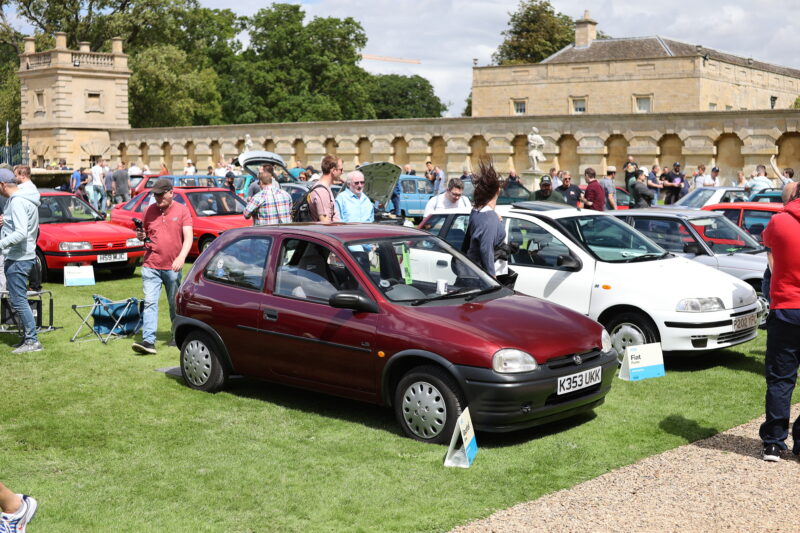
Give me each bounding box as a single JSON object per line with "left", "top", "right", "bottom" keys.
{"left": 436, "top": 260, "right": 448, "bottom": 267}
{"left": 263, "top": 308, "right": 279, "bottom": 321}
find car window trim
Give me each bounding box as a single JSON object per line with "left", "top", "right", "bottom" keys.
{"left": 201, "top": 236, "right": 273, "bottom": 292}
{"left": 504, "top": 213, "right": 587, "bottom": 269}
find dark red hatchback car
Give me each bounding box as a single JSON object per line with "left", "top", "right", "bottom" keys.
{"left": 174, "top": 224, "right": 618, "bottom": 443}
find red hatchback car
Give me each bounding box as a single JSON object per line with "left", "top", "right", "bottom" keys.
{"left": 702, "top": 202, "right": 783, "bottom": 243}
{"left": 37, "top": 189, "right": 144, "bottom": 280}
{"left": 173, "top": 223, "right": 618, "bottom": 443}
{"left": 110, "top": 187, "right": 251, "bottom": 255}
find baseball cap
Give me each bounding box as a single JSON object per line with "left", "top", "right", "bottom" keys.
{"left": 673, "top": 162, "right": 681, "bottom": 167}
{"left": 151, "top": 178, "right": 173, "bottom": 194}
{"left": 711, "top": 166, "right": 720, "bottom": 172}
{"left": 0, "top": 168, "right": 14, "bottom": 183}
{"left": 225, "top": 171, "right": 235, "bottom": 179}
{"left": 607, "top": 166, "right": 617, "bottom": 173}
{"left": 540, "top": 176, "right": 552, "bottom": 185}
{"left": 186, "top": 159, "right": 193, "bottom": 164}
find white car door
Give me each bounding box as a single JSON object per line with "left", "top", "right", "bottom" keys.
{"left": 505, "top": 215, "right": 595, "bottom": 314}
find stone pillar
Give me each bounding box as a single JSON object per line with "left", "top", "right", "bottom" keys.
{"left": 193, "top": 140, "right": 213, "bottom": 171}
{"left": 55, "top": 32, "right": 67, "bottom": 49}
{"left": 626, "top": 134, "right": 661, "bottom": 171}
{"left": 124, "top": 144, "right": 141, "bottom": 167}
{"left": 540, "top": 133, "right": 560, "bottom": 174}
{"left": 272, "top": 138, "right": 295, "bottom": 167}
{"left": 23, "top": 37, "right": 35, "bottom": 55}
{"left": 170, "top": 143, "right": 188, "bottom": 174}
{"left": 78, "top": 42, "right": 90, "bottom": 52}
{"left": 220, "top": 139, "right": 239, "bottom": 164}
{"left": 111, "top": 37, "right": 127, "bottom": 70}
{"left": 370, "top": 136, "right": 394, "bottom": 163}
{"left": 486, "top": 135, "right": 514, "bottom": 174}
{"left": 445, "top": 137, "right": 470, "bottom": 176}
{"left": 304, "top": 137, "right": 327, "bottom": 167}
{"left": 680, "top": 134, "right": 716, "bottom": 175}
{"left": 741, "top": 135, "right": 779, "bottom": 178}
{"left": 576, "top": 134, "right": 607, "bottom": 183}
{"left": 407, "top": 135, "right": 432, "bottom": 170}
{"left": 336, "top": 136, "right": 359, "bottom": 169}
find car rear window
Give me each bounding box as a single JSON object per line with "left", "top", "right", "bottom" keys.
{"left": 203, "top": 237, "right": 272, "bottom": 290}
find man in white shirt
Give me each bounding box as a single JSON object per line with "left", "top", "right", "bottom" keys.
{"left": 423, "top": 178, "right": 472, "bottom": 219}
{"left": 128, "top": 161, "right": 142, "bottom": 176}
{"left": 183, "top": 159, "right": 196, "bottom": 175}
{"left": 214, "top": 160, "right": 228, "bottom": 178}
{"left": 692, "top": 164, "right": 715, "bottom": 189}
{"left": 90, "top": 159, "right": 106, "bottom": 212}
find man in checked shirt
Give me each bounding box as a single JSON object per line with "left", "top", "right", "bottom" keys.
{"left": 243, "top": 170, "right": 293, "bottom": 225}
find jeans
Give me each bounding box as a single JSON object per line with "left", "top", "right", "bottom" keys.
{"left": 390, "top": 192, "right": 401, "bottom": 216}
{"left": 92, "top": 185, "right": 105, "bottom": 212}
{"left": 5, "top": 259, "right": 37, "bottom": 343}
{"left": 141, "top": 266, "right": 182, "bottom": 345}
{"left": 114, "top": 192, "right": 131, "bottom": 204}
{"left": 759, "top": 314, "right": 800, "bottom": 448}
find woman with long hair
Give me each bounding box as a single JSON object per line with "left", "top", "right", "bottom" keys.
{"left": 462, "top": 161, "right": 509, "bottom": 279}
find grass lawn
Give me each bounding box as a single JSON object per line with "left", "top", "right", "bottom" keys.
{"left": 1, "top": 266, "right": 778, "bottom": 532}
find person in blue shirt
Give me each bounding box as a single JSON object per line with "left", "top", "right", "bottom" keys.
{"left": 70, "top": 167, "right": 83, "bottom": 192}
{"left": 335, "top": 170, "right": 374, "bottom": 222}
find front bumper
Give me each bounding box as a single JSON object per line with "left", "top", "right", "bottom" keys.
{"left": 42, "top": 247, "right": 145, "bottom": 270}
{"left": 455, "top": 349, "right": 618, "bottom": 433}
{"left": 652, "top": 303, "right": 760, "bottom": 351}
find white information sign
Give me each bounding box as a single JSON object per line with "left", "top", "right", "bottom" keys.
{"left": 444, "top": 407, "right": 478, "bottom": 468}
{"left": 64, "top": 265, "right": 95, "bottom": 286}
{"left": 619, "top": 342, "right": 665, "bottom": 381}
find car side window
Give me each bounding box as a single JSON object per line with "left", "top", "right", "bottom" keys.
{"left": 123, "top": 196, "right": 139, "bottom": 210}
{"left": 631, "top": 218, "right": 687, "bottom": 252}
{"left": 742, "top": 210, "right": 774, "bottom": 240}
{"left": 275, "top": 239, "right": 362, "bottom": 303}
{"left": 203, "top": 237, "right": 272, "bottom": 291}
{"left": 420, "top": 214, "right": 447, "bottom": 234}
{"left": 722, "top": 191, "right": 749, "bottom": 203}
{"left": 506, "top": 218, "right": 570, "bottom": 268}
{"left": 135, "top": 193, "right": 152, "bottom": 212}
{"left": 401, "top": 180, "right": 416, "bottom": 194}
{"left": 718, "top": 209, "right": 741, "bottom": 224}
{"left": 419, "top": 180, "right": 434, "bottom": 194}
{"left": 444, "top": 214, "right": 470, "bottom": 251}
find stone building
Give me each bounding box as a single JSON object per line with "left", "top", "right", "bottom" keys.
{"left": 471, "top": 11, "right": 800, "bottom": 117}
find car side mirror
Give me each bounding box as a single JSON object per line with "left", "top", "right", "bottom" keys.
{"left": 329, "top": 291, "right": 379, "bottom": 314}
{"left": 557, "top": 254, "right": 581, "bottom": 271}
{"left": 683, "top": 242, "right": 704, "bottom": 255}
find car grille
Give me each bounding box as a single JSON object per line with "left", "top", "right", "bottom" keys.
{"left": 92, "top": 241, "right": 127, "bottom": 250}
{"left": 718, "top": 327, "right": 757, "bottom": 345}
{"left": 546, "top": 350, "right": 601, "bottom": 370}
{"left": 545, "top": 383, "right": 602, "bottom": 405}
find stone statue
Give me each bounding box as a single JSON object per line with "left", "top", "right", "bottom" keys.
{"left": 244, "top": 134, "right": 254, "bottom": 152}
{"left": 527, "top": 127, "right": 545, "bottom": 172}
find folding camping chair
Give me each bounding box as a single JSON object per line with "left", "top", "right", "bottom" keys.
{"left": 70, "top": 294, "right": 143, "bottom": 343}
{"left": 0, "top": 289, "right": 56, "bottom": 335}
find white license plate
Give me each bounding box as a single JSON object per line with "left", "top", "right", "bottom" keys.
{"left": 557, "top": 367, "right": 602, "bottom": 395}
{"left": 733, "top": 312, "right": 757, "bottom": 331}
{"left": 97, "top": 252, "right": 128, "bottom": 264}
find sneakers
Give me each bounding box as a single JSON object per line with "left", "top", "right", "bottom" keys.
{"left": 11, "top": 338, "right": 24, "bottom": 349}
{"left": 762, "top": 443, "right": 783, "bottom": 462}
{"left": 132, "top": 341, "right": 157, "bottom": 355}
{"left": 11, "top": 341, "right": 43, "bottom": 354}
{"left": 0, "top": 494, "right": 38, "bottom": 532}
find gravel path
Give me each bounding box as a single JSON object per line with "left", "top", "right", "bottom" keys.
{"left": 452, "top": 405, "right": 800, "bottom": 532}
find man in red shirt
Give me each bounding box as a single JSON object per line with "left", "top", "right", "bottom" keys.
{"left": 582, "top": 168, "right": 604, "bottom": 211}
{"left": 759, "top": 181, "right": 800, "bottom": 461}
{"left": 132, "top": 179, "right": 192, "bottom": 355}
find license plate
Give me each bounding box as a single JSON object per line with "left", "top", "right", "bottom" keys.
{"left": 733, "top": 312, "right": 757, "bottom": 331}
{"left": 557, "top": 367, "right": 602, "bottom": 395}
{"left": 97, "top": 252, "right": 128, "bottom": 264}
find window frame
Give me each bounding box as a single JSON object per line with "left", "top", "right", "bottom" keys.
{"left": 202, "top": 236, "right": 273, "bottom": 292}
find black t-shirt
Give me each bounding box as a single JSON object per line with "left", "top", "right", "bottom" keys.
{"left": 623, "top": 162, "right": 638, "bottom": 182}
{"left": 556, "top": 184, "right": 582, "bottom": 206}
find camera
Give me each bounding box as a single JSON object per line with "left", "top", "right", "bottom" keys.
{"left": 133, "top": 218, "right": 151, "bottom": 243}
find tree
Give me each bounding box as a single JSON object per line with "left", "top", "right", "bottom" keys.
{"left": 128, "top": 44, "right": 222, "bottom": 128}
{"left": 492, "top": 0, "right": 575, "bottom": 65}
{"left": 462, "top": 91, "right": 472, "bottom": 117}
{"left": 793, "top": 96, "right": 800, "bottom": 109}
{"left": 366, "top": 74, "right": 446, "bottom": 119}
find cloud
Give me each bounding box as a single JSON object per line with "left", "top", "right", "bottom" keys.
{"left": 200, "top": 0, "right": 800, "bottom": 116}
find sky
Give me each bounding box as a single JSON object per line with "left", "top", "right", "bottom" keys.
{"left": 200, "top": 1, "right": 799, "bottom": 116}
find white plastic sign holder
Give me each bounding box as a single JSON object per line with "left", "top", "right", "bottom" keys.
{"left": 444, "top": 407, "right": 478, "bottom": 468}
{"left": 64, "top": 265, "right": 95, "bottom": 286}
{"left": 619, "top": 342, "right": 665, "bottom": 381}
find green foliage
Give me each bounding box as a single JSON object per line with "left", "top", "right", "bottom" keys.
{"left": 793, "top": 96, "right": 800, "bottom": 109}
{"left": 129, "top": 44, "right": 222, "bottom": 127}
{"left": 0, "top": 59, "right": 20, "bottom": 144}
{"left": 463, "top": 90, "right": 473, "bottom": 117}
{"left": 493, "top": 0, "right": 577, "bottom": 65}
{"left": 366, "top": 74, "right": 446, "bottom": 119}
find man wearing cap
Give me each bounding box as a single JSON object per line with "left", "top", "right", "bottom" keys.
{"left": 602, "top": 166, "right": 618, "bottom": 210}
{"left": 709, "top": 166, "right": 721, "bottom": 187}
{"left": 532, "top": 176, "right": 564, "bottom": 203}
{"left": 183, "top": 159, "right": 196, "bottom": 176}
{"left": 0, "top": 168, "right": 42, "bottom": 353}
{"left": 663, "top": 162, "right": 685, "bottom": 204}
{"left": 132, "top": 178, "right": 192, "bottom": 355}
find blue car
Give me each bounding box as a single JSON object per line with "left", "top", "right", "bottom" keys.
{"left": 749, "top": 188, "right": 782, "bottom": 203}
{"left": 388, "top": 174, "right": 434, "bottom": 218}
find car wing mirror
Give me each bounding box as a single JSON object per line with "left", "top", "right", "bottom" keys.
{"left": 329, "top": 291, "right": 379, "bottom": 314}
{"left": 557, "top": 254, "right": 581, "bottom": 271}
{"left": 683, "top": 242, "right": 704, "bottom": 255}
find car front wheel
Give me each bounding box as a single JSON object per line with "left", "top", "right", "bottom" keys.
{"left": 180, "top": 331, "right": 228, "bottom": 392}
{"left": 604, "top": 311, "right": 659, "bottom": 358}
{"left": 394, "top": 365, "right": 464, "bottom": 444}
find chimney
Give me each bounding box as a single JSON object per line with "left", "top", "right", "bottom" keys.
{"left": 575, "top": 10, "right": 597, "bottom": 47}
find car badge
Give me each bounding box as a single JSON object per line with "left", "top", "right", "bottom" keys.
{"left": 573, "top": 355, "right": 583, "bottom": 365}
{"left": 108, "top": 243, "right": 113, "bottom": 247}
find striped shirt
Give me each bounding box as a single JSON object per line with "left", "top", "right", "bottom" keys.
{"left": 244, "top": 186, "right": 293, "bottom": 225}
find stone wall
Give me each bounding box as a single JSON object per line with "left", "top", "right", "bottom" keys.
{"left": 106, "top": 109, "right": 800, "bottom": 188}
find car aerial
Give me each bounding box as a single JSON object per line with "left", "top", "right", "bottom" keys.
{"left": 748, "top": 188, "right": 783, "bottom": 203}
{"left": 36, "top": 189, "right": 144, "bottom": 281}
{"left": 578, "top": 184, "right": 631, "bottom": 209}
{"left": 173, "top": 223, "right": 618, "bottom": 443}
{"left": 132, "top": 174, "right": 221, "bottom": 196}
{"left": 702, "top": 202, "right": 784, "bottom": 243}
{"left": 110, "top": 187, "right": 251, "bottom": 255}
{"left": 421, "top": 202, "right": 760, "bottom": 354}
{"left": 461, "top": 177, "right": 530, "bottom": 206}
{"left": 669, "top": 186, "right": 749, "bottom": 209}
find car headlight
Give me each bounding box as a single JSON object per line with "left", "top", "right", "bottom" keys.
{"left": 126, "top": 237, "right": 143, "bottom": 247}
{"left": 676, "top": 297, "right": 725, "bottom": 312}
{"left": 59, "top": 241, "right": 92, "bottom": 251}
{"left": 492, "top": 348, "right": 538, "bottom": 373}
{"left": 601, "top": 329, "right": 612, "bottom": 353}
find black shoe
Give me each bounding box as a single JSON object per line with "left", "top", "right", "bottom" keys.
{"left": 132, "top": 341, "right": 157, "bottom": 355}
{"left": 792, "top": 442, "right": 800, "bottom": 456}
{"left": 762, "top": 443, "right": 783, "bottom": 462}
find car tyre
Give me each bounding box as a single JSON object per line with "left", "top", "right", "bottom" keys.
{"left": 394, "top": 365, "right": 464, "bottom": 444}
{"left": 199, "top": 236, "right": 215, "bottom": 254}
{"left": 604, "top": 311, "right": 659, "bottom": 358}
{"left": 34, "top": 249, "right": 48, "bottom": 283}
{"left": 180, "top": 331, "right": 228, "bottom": 393}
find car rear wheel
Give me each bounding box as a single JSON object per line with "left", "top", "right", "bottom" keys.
{"left": 604, "top": 311, "right": 659, "bottom": 358}
{"left": 180, "top": 331, "right": 228, "bottom": 392}
{"left": 199, "top": 236, "right": 215, "bottom": 254}
{"left": 34, "top": 249, "right": 48, "bottom": 284}
{"left": 394, "top": 365, "right": 464, "bottom": 444}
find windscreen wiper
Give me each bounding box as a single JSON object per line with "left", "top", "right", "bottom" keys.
{"left": 409, "top": 286, "right": 480, "bottom": 306}
{"left": 624, "top": 252, "right": 669, "bottom": 263}
{"left": 463, "top": 284, "right": 504, "bottom": 301}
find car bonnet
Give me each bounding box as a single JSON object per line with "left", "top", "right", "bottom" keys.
{"left": 233, "top": 151, "right": 288, "bottom": 177}
{"left": 358, "top": 162, "right": 401, "bottom": 208}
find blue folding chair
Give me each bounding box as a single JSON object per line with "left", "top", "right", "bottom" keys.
{"left": 71, "top": 294, "right": 143, "bottom": 343}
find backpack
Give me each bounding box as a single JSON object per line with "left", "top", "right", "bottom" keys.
{"left": 291, "top": 183, "right": 327, "bottom": 222}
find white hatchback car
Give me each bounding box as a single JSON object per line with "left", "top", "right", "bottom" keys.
{"left": 421, "top": 202, "right": 761, "bottom": 354}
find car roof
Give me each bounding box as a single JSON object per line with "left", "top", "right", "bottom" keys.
{"left": 39, "top": 188, "right": 71, "bottom": 195}
{"left": 510, "top": 201, "right": 576, "bottom": 212}
{"left": 616, "top": 207, "right": 725, "bottom": 219}
{"left": 261, "top": 223, "right": 430, "bottom": 242}
{"left": 752, "top": 190, "right": 782, "bottom": 196}
{"left": 703, "top": 202, "right": 784, "bottom": 211}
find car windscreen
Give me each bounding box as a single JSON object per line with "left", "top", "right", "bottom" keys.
{"left": 40, "top": 195, "right": 102, "bottom": 223}
{"left": 558, "top": 215, "right": 666, "bottom": 262}
{"left": 687, "top": 216, "right": 763, "bottom": 253}
{"left": 675, "top": 188, "right": 716, "bottom": 208}
{"left": 345, "top": 236, "right": 500, "bottom": 305}
{"left": 185, "top": 191, "right": 246, "bottom": 216}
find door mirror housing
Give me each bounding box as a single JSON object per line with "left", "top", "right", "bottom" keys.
{"left": 683, "top": 242, "right": 704, "bottom": 255}
{"left": 557, "top": 254, "right": 581, "bottom": 271}
{"left": 329, "top": 291, "right": 379, "bottom": 314}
